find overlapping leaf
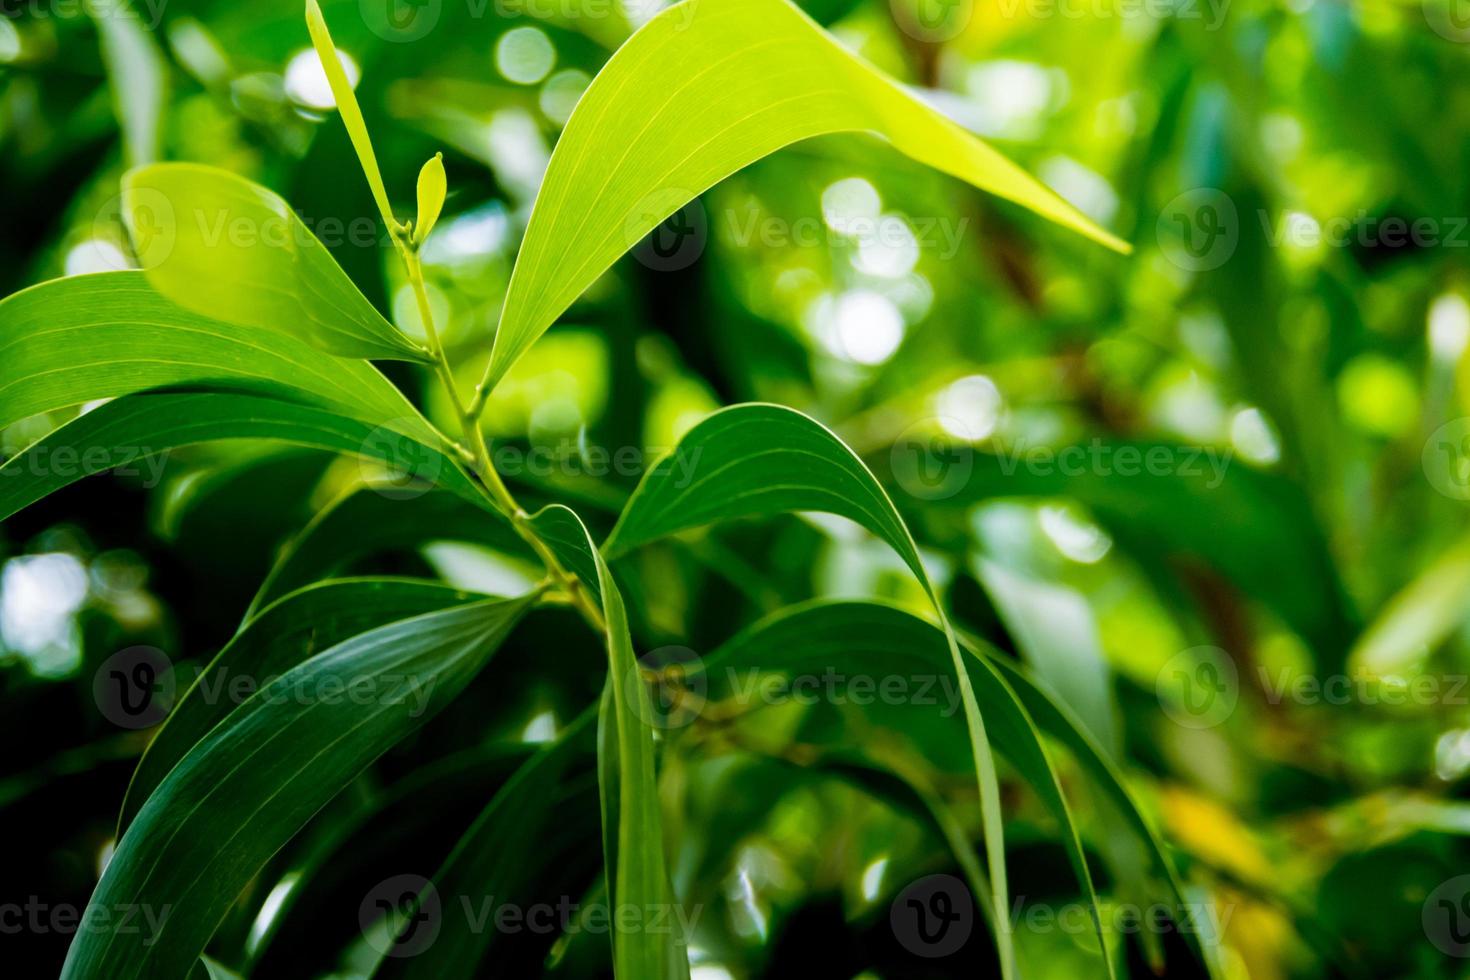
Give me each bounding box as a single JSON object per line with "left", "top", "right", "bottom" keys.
{"left": 527, "top": 504, "right": 689, "bottom": 979}
{"left": 119, "top": 578, "right": 479, "bottom": 833}
{"left": 481, "top": 0, "right": 1127, "bottom": 389}
{"left": 0, "top": 272, "right": 432, "bottom": 440}
{"left": 123, "top": 164, "right": 428, "bottom": 362}
{"left": 601, "top": 402, "right": 1014, "bottom": 978}
{"left": 61, "top": 595, "right": 535, "bottom": 980}
{"left": 0, "top": 391, "right": 480, "bottom": 523}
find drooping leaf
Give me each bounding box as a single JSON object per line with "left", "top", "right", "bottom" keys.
{"left": 122, "top": 164, "right": 428, "bottom": 362}
{"left": 0, "top": 272, "right": 434, "bottom": 438}
{"left": 250, "top": 486, "right": 530, "bottom": 617}
{"left": 526, "top": 504, "right": 690, "bottom": 979}
{"left": 118, "top": 578, "right": 479, "bottom": 834}
{"left": 480, "top": 0, "right": 1127, "bottom": 390}
{"left": 601, "top": 402, "right": 1014, "bottom": 978}
{"left": 0, "top": 390, "right": 480, "bottom": 523}
{"left": 60, "top": 595, "right": 536, "bottom": 980}
{"left": 373, "top": 709, "right": 602, "bottom": 977}
{"left": 700, "top": 599, "right": 1116, "bottom": 977}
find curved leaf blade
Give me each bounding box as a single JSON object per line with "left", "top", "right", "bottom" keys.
{"left": 60, "top": 595, "right": 535, "bottom": 980}
{"left": 526, "top": 504, "right": 690, "bottom": 980}
{"left": 119, "top": 578, "right": 481, "bottom": 835}
{"left": 123, "top": 163, "right": 428, "bottom": 362}
{"left": 482, "top": 0, "right": 1126, "bottom": 389}
{"left": 601, "top": 402, "right": 1014, "bottom": 978}
{"left": 702, "top": 599, "right": 1117, "bottom": 977}
{"left": 0, "top": 390, "right": 480, "bottom": 523}
{"left": 0, "top": 272, "right": 433, "bottom": 438}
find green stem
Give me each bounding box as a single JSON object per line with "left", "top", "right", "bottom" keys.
{"left": 392, "top": 232, "right": 605, "bottom": 634}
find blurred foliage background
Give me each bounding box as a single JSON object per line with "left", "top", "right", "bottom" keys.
{"left": 5, "top": 0, "right": 1470, "bottom": 975}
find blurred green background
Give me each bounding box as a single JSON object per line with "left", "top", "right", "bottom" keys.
{"left": 5, "top": 0, "right": 1470, "bottom": 975}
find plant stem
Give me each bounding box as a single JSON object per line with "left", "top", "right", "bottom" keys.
{"left": 393, "top": 233, "right": 605, "bottom": 634}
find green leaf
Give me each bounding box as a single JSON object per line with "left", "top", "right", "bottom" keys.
{"left": 414, "top": 153, "right": 447, "bottom": 245}
{"left": 88, "top": 0, "right": 167, "bottom": 166}
{"left": 60, "top": 594, "right": 536, "bottom": 980}
{"left": 250, "top": 485, "right": 530, "bottom": 617}
{"left": 480, "top": 0, "right": 1126, "bottom": 391}
{"left": 373, "top": 709, "right": 602, "bottom": 976}
{"left": 0, "top": 272, "right": 435, "bottom": 438}
{"left": 122, "top": 163, "right": 429, "bottom": 362}
{"left": 118, "top": 578, "right": 479, "bottom": 835}
{"left": 602, "top": 402, "right": 1014, "bottom": 979}
{"left": 701, "top": 599, "right": 1116, "bottom": 977}
{"left": 526, "top": 504, "right": 689, "bottom": 980}
{"left": 1349, "top": 532, "right": 1470, "bottom": 676}
{"left": 0, "top": 390, "right": 481, "bottom": 523}
{"left": 305, "top": 0, "right": 397, "bottom": 231}
{"left": 975, "top": 560, "right": 1119, "bottom": 755}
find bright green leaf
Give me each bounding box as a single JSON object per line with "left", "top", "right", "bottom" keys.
{"left": 122, "top": 164, "right": 429, "bottom": 362}
{"left": 480, "top": 0, "right": 1127, "bottom": 391}
{"left": 414, "top": 152, "right": 447, "bottom": 245}
{"left": 601, "top": 402, "right": 1014, "bottom": 979}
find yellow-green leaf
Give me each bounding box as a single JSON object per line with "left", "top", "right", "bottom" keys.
{"left": 481, "top": 0, "right": 1127, "bottom": 391}
{"left": 122, "top": 163, "right": 430, "bottom": 362}
{"left": 415, "top": 152, "right": 447, "bottom": 245}
{"left": 304, "top": 0, "right": 396, "bottom": 231}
